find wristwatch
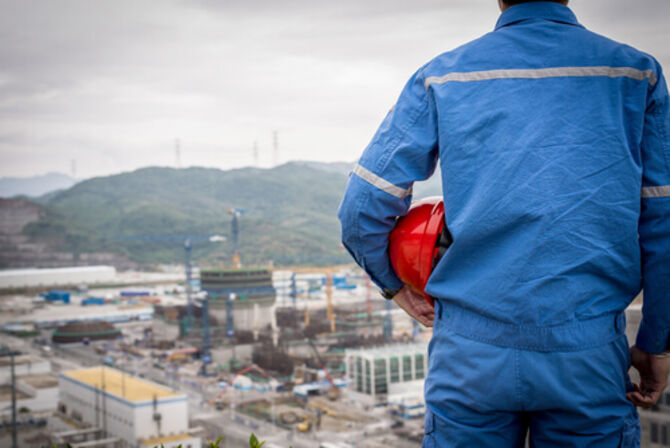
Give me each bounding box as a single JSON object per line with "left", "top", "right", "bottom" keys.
{"left": 381, "top": 288, "right": 400, "bottom": 300}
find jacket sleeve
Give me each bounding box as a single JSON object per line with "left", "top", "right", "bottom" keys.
{"left": 636, "top": 62, "right": 670, "bottom": 354}
{"left": 338, "top": 69, "right": 439, "bottom": 292}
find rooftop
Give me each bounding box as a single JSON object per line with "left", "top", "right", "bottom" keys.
{"left": 344, "top": 343, "right": 428, "bottom": 358}
{"left": 62, "top": 367, "right": 180, "bottom": 403}
{"left": 21, "top": 374, "right": 59, "bottom": 389}
{"left": 141, "top": 434, "right": 194, "bottom": 446}
{"left": 0, "top": 385, "right": 28, "bottom": 401}
{"left": 0, "top": 265, "right": 116, "bottom": 276}
{"left": 0, "top": 355, "right": 46, "bottom": 367}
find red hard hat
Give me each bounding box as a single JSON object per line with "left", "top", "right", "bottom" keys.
{"left": 389, "top": 197, "right": 445, "bottom": 307}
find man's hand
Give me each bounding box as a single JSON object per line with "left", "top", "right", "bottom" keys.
{"left": 627, "top": 345, "right": 670, "bottom": 408}
{"left": 392, "top": 285, "right": 434, "bottom": 327}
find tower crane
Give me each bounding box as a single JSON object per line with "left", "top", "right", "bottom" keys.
{"left": 227, "top": 208, "right": 245, "bottom": 269}
{"left": 325, "top": 274, "right": 335, "bottom": 333}
{"left": 199, "top": 294, "right": 212, "bottom": 376}
{"left": 103, "top": 233, "right": 223, "bottom": 333}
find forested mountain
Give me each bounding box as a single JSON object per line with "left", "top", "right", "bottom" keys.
{"left": 10, "top": 163, "right": 442, "bottom": 267}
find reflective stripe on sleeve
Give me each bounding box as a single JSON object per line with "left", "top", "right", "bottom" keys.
{"left": 352, "top": 164, "right": 412, "bottom": 199}
{"left": 642, "top": 186, "right": 670, "bottom": 198}
{"left": 425, "top": 66, "right": 658, "bottom": 89}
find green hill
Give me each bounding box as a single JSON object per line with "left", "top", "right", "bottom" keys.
{"left": 19, "top": 162, "right": 442, "bottom": 268}
{"left": 23, "top": 164, "right": 351, "bottom": 267}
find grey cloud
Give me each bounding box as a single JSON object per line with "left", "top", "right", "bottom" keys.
{"left": 0, "top": 0, "right": 668, "bottom": 178}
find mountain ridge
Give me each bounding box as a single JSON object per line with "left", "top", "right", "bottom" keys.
{"left": 0, "top": 172, "right": 77, "bottom": 198}
{"left": 7, "top": 162, "right": 442, "bottom": 268}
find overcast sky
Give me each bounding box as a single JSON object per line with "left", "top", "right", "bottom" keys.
{"left": 1, "top": 0, "right": 669, "bottom": 179}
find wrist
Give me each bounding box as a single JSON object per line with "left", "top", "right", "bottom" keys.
{"left": 381, "top": 287, "right": 401, "bottom": 300}
{"left": 653, "top": 352, "right": 670, "bottom": 359}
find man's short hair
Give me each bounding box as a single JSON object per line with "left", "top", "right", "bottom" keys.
{"left": 502, "top": 0, "right": 569, "bottom": 5}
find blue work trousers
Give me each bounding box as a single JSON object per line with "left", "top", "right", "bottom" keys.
{"left": 423, "top": 301, "right": 640, "bottom": 447}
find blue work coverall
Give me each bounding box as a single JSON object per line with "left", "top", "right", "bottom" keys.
{"left": 338, "top": 2, "right": 670, "bottom": 446}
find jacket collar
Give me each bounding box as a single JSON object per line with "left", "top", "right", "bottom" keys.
{"left": 495, "top": 2, "right": 583, "bottom": 31}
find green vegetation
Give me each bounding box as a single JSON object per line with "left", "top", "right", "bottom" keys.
{"left": 248, "top": 433, "right": 265, "bottom": 448}
{"left": 22, "top": 161, "right": 441, "bottom": 268}
{"left": 26, "top": 163, "right": 352, "bottom": 267}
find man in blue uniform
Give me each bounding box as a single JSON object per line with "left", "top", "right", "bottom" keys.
{"left": 338, "top": 0, "right": 670, "bottom": 445}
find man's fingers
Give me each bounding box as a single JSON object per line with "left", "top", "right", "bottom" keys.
{"left": 627, "top": 391, "right": 656, "bottom": 408}
{"left": 419, "top": 313, "right": 435, "bottom": 327}
{"left": 626, "top": 387, "right": 663, "bottom": 408}
{"left": 392, "top": 287, "right": 436, "bottom": 327}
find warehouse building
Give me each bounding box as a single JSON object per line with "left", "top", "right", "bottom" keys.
{"left": 0, "top": 265, "right": 116, "bottom": 290}
{"left": 23, "top": 303, "right": 153, "bottom": 328}
{"left": 344, "top": 343, "right": 428, "bottom": 406}
{"left": 58, "top": 367, "right": 200, "bottom": 448}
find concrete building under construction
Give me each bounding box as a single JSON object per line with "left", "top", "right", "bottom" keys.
{"left": 200, "top": 268, "right": 276, "bottom": 332}
{"left": 52, "top": 321, "right": 122, "bottom": 344}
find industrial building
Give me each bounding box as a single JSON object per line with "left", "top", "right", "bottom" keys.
{"left": 52, "top": 321, "right": 122, "bottom": 344}
{"left": 58, "top": 366, "right": 200, "bottom": 448}
{"left": 0, "top": 355, "right": 50, "bottom": 380}
{"left": 0, "top": 374, "right": 59, "bottom": 416}
{"left": 201, "top": 268, "right": 277, "bottom": 332}
{"left": 0, "top": 356, "right": 58, "bottom": 416}
{"left": 22, "top": 303, "right": 153, "bottom": 328}
{"left": 0, "top": 265, "right": 116, "bottom": 290}
{"left": 344, "top": 343, "right": 428, "bottom": 406}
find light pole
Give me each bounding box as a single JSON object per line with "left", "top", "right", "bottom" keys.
{"left": 0, "top": 346, "right": 20, "bottom": 448}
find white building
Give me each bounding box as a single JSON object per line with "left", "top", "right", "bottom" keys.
{"left": 24, "top": 303, "right": 153, "bottom": 328}
{"left": 344, "top": 343, "right": 428, "bottom": 406}
{"left": 0, "top": 374, "right": 59, "bottom": 415}
{"left": 0, "top": 356, "right": 58, "bottom": 415}
{"left": 0, "top": 265, "right": 116, "bottom": 290}
{"left": 58, "top": 366, "right": 200, "bottom": 448}
{"left": 0, "top": 355, "right": 51, "bottom": 380}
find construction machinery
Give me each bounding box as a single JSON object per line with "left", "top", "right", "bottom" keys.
{"left": 227, "top": 208, "right": 245, "bottom": 269}
{"left": 215, "top": 363, "right": 276, "bottom": 398}
{"left": 326, "top": 274, "right": 335, "bottom": 333}
{"left": 199, "top": 295, "right": 211, "bottom": 376}
{"left": 103, "top": 233, "right": 224, "bottom": 334}
{"left": 307, "top": 338, "right": 340, "bottom": 400}
{"left": 184, "top": 238, "right": 194, "bottom": 331}
{"left": 308, "top": 401, "right": 336, "bottom": 417}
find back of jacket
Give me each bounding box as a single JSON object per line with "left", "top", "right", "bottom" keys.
{"left": 338, "top": 2, "right": 670, "bottom": 352}
{"left": 428, "top": 4, "right": 655, "bottom": 326}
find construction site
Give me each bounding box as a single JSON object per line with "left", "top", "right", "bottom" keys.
{"left": 0, "top": 207, "right": 430, "bottom": 448}
{"left": 2, "top": 194, "right": 664, "bottom": 448}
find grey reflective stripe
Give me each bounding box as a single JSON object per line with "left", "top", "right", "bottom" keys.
{"left": 642, "top": 186, "right": 670, "bottom": 198}
{"left": 352, "top": 164, "right": 412, "bottom": 199}
{"left": 425, "top": 66, "right": 657, "bottom": 89}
